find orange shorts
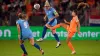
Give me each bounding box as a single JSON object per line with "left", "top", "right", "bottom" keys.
{"left": 68, "top": 31, "right": 75, "bottom": 38}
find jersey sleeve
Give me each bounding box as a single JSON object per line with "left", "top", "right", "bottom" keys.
{"left": 16, "top": 20, "right": 20, "bottom": 25}
{"left": 52, "top": 8, "right": 58, "bottom": 15}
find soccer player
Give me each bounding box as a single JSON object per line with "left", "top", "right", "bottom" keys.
{"left": 36, "top": 0, "right": 61, "bottom": 48}
{"left": 67, "top": 10, "right": 80, "bottom": 54}
{"left": 16, "top": 13, "right": 44, "bottom": 56}
{"left": 51, "top": 10, "right": 80, "bottom": 54}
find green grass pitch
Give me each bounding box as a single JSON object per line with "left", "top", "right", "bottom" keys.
{"left": 0, "top": 40, "right": 100, "bottom": 56}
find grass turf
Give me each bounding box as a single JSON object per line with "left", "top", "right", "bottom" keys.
{"left": 0, "top": 40, "right": 100, "bottom": 56}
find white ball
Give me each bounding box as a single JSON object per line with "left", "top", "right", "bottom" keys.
{"left": 34, "top": 4, "right": 40, "bottom": 10}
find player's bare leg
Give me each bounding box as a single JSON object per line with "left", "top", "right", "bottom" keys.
{"left": 29, "top": 38, "right": 44, "bottom": 55}
{"left": 51, "top": 29, "right": 61, "bottom": 48}
{"left": 19, "top": 39, "right": 28, "bottom": 56}
{"left": 47, "top": 24, "right": 61, "bottom": 48}
{"left": 36, "top": 24, "right": 50, "bottom": 42}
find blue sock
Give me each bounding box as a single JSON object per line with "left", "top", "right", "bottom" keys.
{"left": 42, "top": 26, "right": 47, "bottom": 39}
{"left": 53, "top": 33, "right": 60, "bottom": 42}
{"left": 34, "top": 43, "right": 41, "bottom": 50}
{"left": 20, "top": 44, "right": 27, "bottom": 54}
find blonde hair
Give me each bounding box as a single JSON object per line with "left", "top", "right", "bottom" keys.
{"left": 44, "top": 0, "right": 50, "bottom": 7}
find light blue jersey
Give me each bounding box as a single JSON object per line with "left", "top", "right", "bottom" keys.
{"left": 44, "top": 7, "right": 57, "bottom": 26}
{"left": 16, "top": 19, "right": 33, "bottom": 40}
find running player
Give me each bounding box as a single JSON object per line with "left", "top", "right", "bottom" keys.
{"left": 16, "top": 13, "right": 44, "bottom": 56}
{"left": 36, "top": 0, "right": 61, "bottom": 48}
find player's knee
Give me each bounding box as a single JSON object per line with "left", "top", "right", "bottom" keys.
{"left": 66, "top": 40, "right": 69, "bottom": 44}
{"left": 67, "top": 37, "right": 71, "bottom": 44}
{"left": 67, "top": 40, "right": 70, "bottom": 44}
{"left": 29, "top": 38, "right": 35, "bottom": 45}
{"left": 52, "top": 31, "right": 56, "bottom": 34}
{"left": 19, "top": 42, "right": 23, "bottom": 45}
{"left": 30, "top": 42, "right": 35, "bottom": 46}
{"left": 52, "top": 30, "right": 56, "bottom": 34}
{"left": 19, "top": 40, "right": 24, "bottom": 45}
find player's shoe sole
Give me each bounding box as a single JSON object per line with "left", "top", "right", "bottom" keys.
{"left": 56, "top": 43, "right": 61, "bottom": 48}
{"left": 36, "top": 38, "right": 43, "bottom": 42}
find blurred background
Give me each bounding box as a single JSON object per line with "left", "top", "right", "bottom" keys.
{"left": 0, "top": 0, "right": 100, "bottom": 26}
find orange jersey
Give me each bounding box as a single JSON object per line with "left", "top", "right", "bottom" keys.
{"left": 69, "top": 16, "right": 79, "bottom": 32}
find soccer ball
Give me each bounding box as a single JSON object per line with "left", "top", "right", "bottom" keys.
{"left": 34, "top": 4, "right": 40, "bottom": 10}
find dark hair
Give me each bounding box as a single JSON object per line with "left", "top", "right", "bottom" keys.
{"left": 72, "top": 10, "right": 78, "bottom": 15}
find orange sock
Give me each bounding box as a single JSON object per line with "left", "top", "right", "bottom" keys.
{"left": 68, "top": 41, "right": 75, "bottom": 52}
{"left": 52, "top": 24, "right": 61, "bottom": 29}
